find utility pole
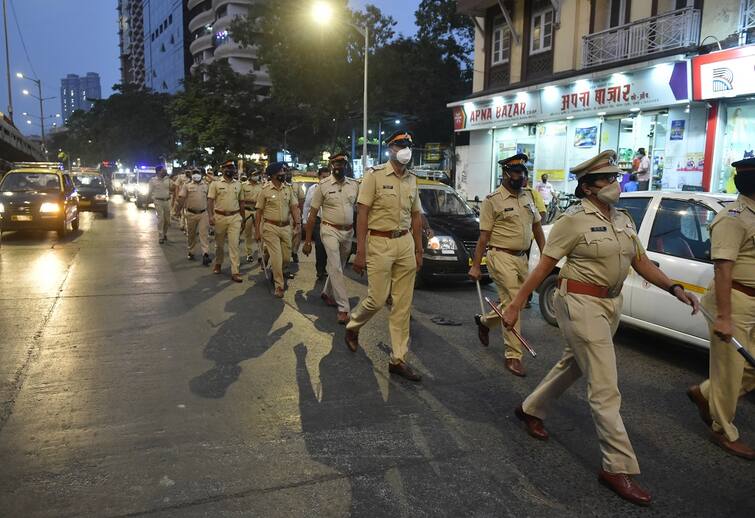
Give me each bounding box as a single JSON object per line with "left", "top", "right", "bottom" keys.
{"left": 2, "top": 0, "right": 13, "bottom": 123}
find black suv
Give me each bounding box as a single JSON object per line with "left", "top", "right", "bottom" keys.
{"left": 73, "top": 173, "right": 109, "bottom": 217}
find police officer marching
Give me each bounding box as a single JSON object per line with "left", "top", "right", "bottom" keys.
{"left": 176, "top": 169, "right": 211, "bottom": 266}
{"left": 148, "top": 165, "right": 172, "bottom": 244}
{"left": 687, "top": 158, "right": 755, "bottom": 460}
{"left": 469, "top": 153, "right": 545, "bottom": 377}
{"left": 303, "top": 153, "right": 359, "bottom": 324}
{"left": 255, "top": 162, "right": 301, "bottom": 298}
{"left": 303, "top": 166, "right": 333, "bottom": 279}
{"left": 501, "top": 150, "right": 699, "bottom": 506}
{"left": 207, "top": 161, "right": 245, "bottom": 283}
{"left": 241, "top": 170, "right": 262, "bottom": 263}
{"left": 345, "top": 130, "right": 424, "bottom": 382}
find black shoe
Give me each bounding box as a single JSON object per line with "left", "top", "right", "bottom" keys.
{"left": 202, "top": 253, "right": 211, "bottom": 266}
{"left": 389, "top": 361, "right": 422, "bottom": 382}
{"left": 246, "top": 255, "right": 253, "bottom": 263}
{"left": 187, "top": 253, "right": 195, "bottom": 260}
{"left": 292, "top": 253, "right": 299, "bottom": 264}
{"left": 159, "top": 237, "right": 165, "bottom": 244}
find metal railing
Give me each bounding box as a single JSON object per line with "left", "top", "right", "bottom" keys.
{"left": 740, "top": 0, "right": 755, "bottom": 33}
{"left": 582, "top": 8, "right": 701, "bottom": 68}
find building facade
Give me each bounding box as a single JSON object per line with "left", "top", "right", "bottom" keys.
{"left": 451, "top": 0, "right": 755, "bottom": 199}
{"left": 60, "top": 73, "right": 102, "bottom": 122}
{"left": 144, "top": 0, "right": 190, "bottom": 93}
{"left": 118, "top": 0, "right": 146, "bottom": 88}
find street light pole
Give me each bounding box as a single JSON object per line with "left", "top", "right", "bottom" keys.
{"left": 361, "top": 24, "right": 368, "bottom": 173}
{"left": 36, "top": 78, "right": 46, "bottom": 157}
{"left": 2, "top": 0, "right": 12, "bottom": 123}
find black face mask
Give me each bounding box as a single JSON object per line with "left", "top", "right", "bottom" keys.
{"left": 285, "top": 175, "right": 292, "bottom": 183}
{"left": 506, "top": 175, "right": 524, "bottom": 190}
{"left": 734, "top": 173, "right": 755, "bottom": 196}
{"left": 275, "top": 174, "right": 286, "bottom": 182}
{"left": 223, "top": 170, "right": 233, "bottom": 178}
{"left": 333, "top": 168, "right": 345, "bottom": 178}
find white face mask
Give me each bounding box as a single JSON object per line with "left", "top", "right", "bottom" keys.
{"left": 396, "top": 147, "right": 412, "bottom": 165}
{"left": 192, "top": 174, "right": 202, "bottom": 183}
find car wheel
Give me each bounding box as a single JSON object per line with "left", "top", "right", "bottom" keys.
{"left": 102, "top": 208, "right": 108, "bottom": 218}
{"left": 538, "top": 273, "right": 559, "bottom": 327}
{"left": 57, "top": 219, "right": 67, "bottom": 239}
{"left": 71, "top": 215, "right": 80, "bottom": 231}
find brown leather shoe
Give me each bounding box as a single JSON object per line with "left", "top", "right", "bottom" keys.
{"left": 321, "top": 292, "right": 337, "bottom": 306}
{"left": 474, "top": 314, "right": 489, "bottom": 346}
{"left": 710, "top": 431, "right": 755, "bottom": 460}
{"left": 514, "top": 405, "right": 548, "bottom": 441}
{"left": 686, "top": 385, "right": 712, "bottom": 426}
{"left": 389, "top": 361, "right": 422, "bottom": 382}
{"left": 505, "top": 358, "right": 526, "bottom": 377}
{"left": 212, "top": 264, "right": 221, "bottom": 274}
{"left": 345, "top": 329, "right": 359, "bottom": 352}
{"left": 598, "top": 470, "right": 652, "bottom": 506}
{"left": 231, "top": 274, "right": 243, "bottom": 283}
{"left": 274, "top": 287, "right": 284, "bottom": 298}
{"left": 337, "top": 312, "right": 349, "bottom": 325}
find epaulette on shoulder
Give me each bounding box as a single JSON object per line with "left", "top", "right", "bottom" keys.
{"left": 616, "top": 207, "right": 637, "bottom": 227}
{"left": 726, "top": 204, "right": 744, "bottom": 217}
{"left": 485, "top": 191, "right": 500, "bottom": 199}
{"left": 564, "top": 204, "right": 585, "bottom": 216}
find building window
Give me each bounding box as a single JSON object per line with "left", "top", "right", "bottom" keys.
{"left": 491, "top": 24, "right": 511, "bottom": 65}
{"left": 530, "top": 8, "right": 554, "bottom": 55}
{"left": 169, "top": 14, "right": 173, "bottom": 25}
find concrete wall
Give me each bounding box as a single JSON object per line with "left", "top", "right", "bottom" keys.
{"left": 554, "top": 0, "right": 592, "bottom": 73}
{"left": 699, "top": 0, "right": 741, "bottom": 42}
{"left": 472, "top": 17, "right": 486, "bottom": 93}
{"left": 630, "top": 0, "right": 653, "bottom": 21}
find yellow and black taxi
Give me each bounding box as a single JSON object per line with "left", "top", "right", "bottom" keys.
{"left": 0, "top": 162, "right": 80, "bottom": 237}
{"left": 417, "top": 174, "right": 490, "bottom": 285}
{"left": 72, "top": 171, "right": 109, "bottom": 217}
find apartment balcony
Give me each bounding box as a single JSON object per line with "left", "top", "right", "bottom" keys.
{"left": 188, "top": 8, "right": 214, "bottom": 34}
{"left": 190, "top": 33, "right": 214, "bottom": 56}
{"left": 455, "top": 0, "right": 496, "bottom": 16}
{"left": 582, "top": 8, "right": 701, "bottom": 68}
{"left": 213, "top": 38, "right": 257, "bottom": 60}
{"left": 741, "top": 0, "right": 755, "bottom": 32}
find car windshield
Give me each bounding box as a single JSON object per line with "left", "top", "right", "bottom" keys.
{"left": 0, "top": 173, "right": 60, "bottom": 192}
{"left": 73, "top": 175, "right": 105, "bottom": 188}
{"left": 419, "top": 187, "right": 475, "bottom": 216}
{"left": 137, "top": 172, "right": 156, "bottom": 183}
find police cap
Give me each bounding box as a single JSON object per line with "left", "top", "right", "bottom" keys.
{"left": 385, "top": 130, "right": 414, "bottom": 148}
{"left": 731, "top": 157, "right": 755, "bottom": 173}
{"left": 266, "top": 161, "right": 287, "bottom": 175}
{"left": 329, "top": 152, "right": 349, "bottom": 164}
{"left": 571, "top": 150, "right": 621, "bottom": 180}
{"left": 498, "top": 153, "right": 528, "bottom": 173}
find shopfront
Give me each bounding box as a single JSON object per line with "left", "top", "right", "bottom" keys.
{"left": 450, "top": 59, "right": 708, "bottom": 200}
{"left": 693, "top": 45, "right": 755, "bottom": 193}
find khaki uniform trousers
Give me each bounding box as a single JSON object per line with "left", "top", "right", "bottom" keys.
{"left": 154, "top": 200, "right": 171, "bottom": 239}
{"left": 186, "top": 211, "right": 209, "bottom": 255}
{"left": 481, "top": 250, "right": 528, "bottom": 359}
{"left": 214, "top": 213, "right": 242, "bottom": 275}
{"left": 522, "top": 288, "right": 640, "bottom": 475}
{"left": 321, "top": 225, "right": 354, "bottom": 313}
{"left": 292, "top": 224, "right": 302, "bottom": 258}
{"left": 699, "top": 288, "right": 755, "bottom": 442}
{"left": 243, "top": 212, "right": 256, "bottom": 257}
{"left": 263, "top": 222, "right": 292, "bottom": 290}
{"left": 346, "top": 233, "right": 416, "bottom": 363}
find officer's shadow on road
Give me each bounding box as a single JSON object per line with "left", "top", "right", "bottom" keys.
{"left": 292, "top": 286, "right": 360, "bottom": 333}
{"left": 189, "top": 282, "right": 291, "bottom": 399}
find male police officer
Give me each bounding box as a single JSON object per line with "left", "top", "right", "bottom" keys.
{"left": 303, "top": 166, "right": 332, "bottom": 279}
{"left": 177, "top": 169, "right": 211, "bottom": 266}
{"left": 303, "top": 153, "right": 359, "bottom": 324}
{"left": 148, "top": 165, "right": 172, "bottom": 244}
{"left": 469, "top": 154, "right": 545, "bottom": 377}
{"left": 256, "top": 162, "right": 301, "bottom": 298}
{"left": 345, "top": 131, "right": 424, "bottom": 381}
{"left": 208, "top": 161, "right": 245, "bottom": 282}
{"left": 688, "top": 158, "right": 755, "bottom": 460}
{"left": 241, "top": 171, "right": 262, "bottom": 263}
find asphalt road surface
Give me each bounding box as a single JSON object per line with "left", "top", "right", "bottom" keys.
{"left": 1, "top": 197, "right": 753, "bottom": 517}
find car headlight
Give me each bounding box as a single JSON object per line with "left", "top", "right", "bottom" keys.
{"left": 39, "top": 202, "right": 61, "bottom": 213}
{"left": 138, "top": 185, "right": 149, "bottom": 196}
{"left": 95, "top": 194, "right": 108, "bottom": 201}
{"left": 112, "top": 180, "right": 122, "bottom": 188}
{"left": 427, "top": 235, "right": 457, "bottom": 253}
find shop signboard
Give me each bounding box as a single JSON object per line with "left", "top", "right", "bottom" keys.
{"left": 452, "top": 61, "right": 690, "bottom": 131}
{"left": 692, "top": 45, "right": 755, "bottom": 101}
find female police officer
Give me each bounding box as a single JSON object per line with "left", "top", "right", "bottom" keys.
{"left": 501, "top": 150, "right": 699, "bottom": 506}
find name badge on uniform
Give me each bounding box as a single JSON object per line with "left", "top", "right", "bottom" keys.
{"left": 328, "top": 190, "right": 337, "bottom": 194}
{"left": 590, "top": 226, "right": 607, "bottom": 232}
{"left": 382, "top": 185, "right": 394, "bottom": 190}
{"left": 504, "top": 207, "right": 514, "bottom": 212}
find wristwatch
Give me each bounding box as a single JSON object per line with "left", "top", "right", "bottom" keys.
{"left": 668, "top": 283, "right": 683, "bottom": 295}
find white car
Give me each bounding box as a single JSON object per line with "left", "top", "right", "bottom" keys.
{"left": 529, "top": 191, "right": 737, "bottom": 349}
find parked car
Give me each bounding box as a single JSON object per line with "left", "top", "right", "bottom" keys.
{"left": 72, "top": 173, "right": 109, "bottom": 217}
{"left": 0, "top": 163, "right": 79, "bottom": 237}
{"left": 529, "top": 191, "right": 736, "bottom": 349}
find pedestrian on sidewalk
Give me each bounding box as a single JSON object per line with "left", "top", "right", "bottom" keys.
{"left": 208, "top": 161, "right": 245, "bottom": 283}
{"left": 303, "top": 153, "right": 359, "bottom": 324}
{"left": 501, "top": 150, "right": 699, "bottom": 506}
{"left": 469, "top": 153, "right": 545, "bottom": 377}
{"left": 256, "top": 162, "right": 301, "bottom": 298}
{"left": 176, "top": 169, "right": 211, "bottom": 266}
{"left": 148, "top": 165, "right": 172, "bottom": 244}
{"left": 241, "top": 171, "right": 262, "bottom": 263}
{"left": 302, "top": 166, "right": 332, "bottom": 280}
{"left": 345, "top": 130, "right": 424, "bottom": 382}
{"left": 687, "top": 158, "right": 755, "bottom": 461}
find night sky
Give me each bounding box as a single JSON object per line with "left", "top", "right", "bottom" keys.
{"left": 1, "top": 1, "right": 419, "bottom": 137}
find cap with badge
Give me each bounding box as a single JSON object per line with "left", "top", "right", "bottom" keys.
{"left": 498, "top": 153, "right": 529, "bottom": 173}
{"left": 384, "top": 130, "right": 414, "bottom": 148}
{"left": 266, "top": 161, "right": 287, "bottom": 176}
{"left": 329, "top": 152, "right": 349, "bottom": 164}
{"left": 571, "top": 150, "right": 622, "bottom": 197}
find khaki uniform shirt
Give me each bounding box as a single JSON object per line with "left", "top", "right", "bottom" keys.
{"left": 357, "top": 162, "right": 421, "bottom": 231}
{"left": 709, "top": 194, "right": 755, "bottom": 288}
{"left": 179, "top": 181, "right": 208, "bottom": 212}
{"left": 207, "top": 177, "right": 242, "bottom": 212}
{"left": 311, "top": 176, "right": 359, "bottom": 226}
{"left": 241, "top": 181, "right": 262, "bottom": 211}
{"left": 543, "top": 199, "right": 644, "bottom": 292}
{"left": 480, "top": 186, "right": 541, "bottom": 250}
{"left": 256, "top": 182, "right": 297, "bottom": 222}
{"left": 148, "top": 176, "right": 171, "bottom": 199}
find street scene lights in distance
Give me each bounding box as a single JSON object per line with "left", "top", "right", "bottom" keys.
{"left": 22, "top": 89, "right": 29, "bottom": 96}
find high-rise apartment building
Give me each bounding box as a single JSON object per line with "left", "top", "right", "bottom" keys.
{"left": 60, "top": 73, "right": 102, "bottom": 121}
{"left": 118, "top": 0, "right": 146, "bottom": 87}
{"left": 144, "top": 0, "right": 190, "bottom": 93}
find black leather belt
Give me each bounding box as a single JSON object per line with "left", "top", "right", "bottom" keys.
{"left": 187, "top": 208, "right": 206, "bottom": 214}
{"left": 488, "top": 246, "right": 527, "bottom": 256}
